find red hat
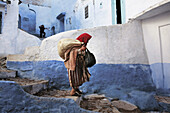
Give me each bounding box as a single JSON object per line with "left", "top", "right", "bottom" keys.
{"left": 76, "top": 33, "right": 92, "bottom": 45}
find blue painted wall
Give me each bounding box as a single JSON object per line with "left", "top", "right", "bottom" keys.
{"left": 0, "top": 81, "right": 92, "bottom": 113}
{"left": 7, "top": 60, "right": 165, "bottom": 110}
{"left": 7, "top": 60, "right": 155, "bottom": 91}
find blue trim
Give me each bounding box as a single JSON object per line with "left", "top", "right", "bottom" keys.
{"left": 111, "top": 0, "right": 116, "bottom": 24}
{"left": 7, "top": 60, "right": 155, "bottom": 90}
{"left": 121, "top": 0, "right": 126, "bottom": 24}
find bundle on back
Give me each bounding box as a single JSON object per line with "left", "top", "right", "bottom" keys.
{"left": 57, "top": 38, "right": 83, "bottom": 60}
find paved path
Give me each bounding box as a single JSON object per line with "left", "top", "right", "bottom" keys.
{"left": 154, "top": 95, "right": 170, "bottom": 104}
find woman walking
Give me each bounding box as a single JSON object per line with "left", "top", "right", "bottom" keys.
{"left": 64, "top": 33, "right": 92, "bottom": 96}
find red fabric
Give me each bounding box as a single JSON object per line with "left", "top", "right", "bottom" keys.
{"left": 76, "top": 33, "right": 92, "bottom": 45}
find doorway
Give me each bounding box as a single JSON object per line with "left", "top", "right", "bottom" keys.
{"left": 18, "top": 14, "right": 21, "bottom": 29}
{"left": 159, "top": 24, "right": 170, "bottom": 89}
{"left": 111, "top": 0, "right": 125, "bottom": 24}
{"left": 116, "top": 0, "right": 122, "bottom": 24}
{"left": 57, "top": 12, "right": 65, "bottom": 33}
{"left": 59, "top": 17, "right": 64, "bottom": 32}
{"left": 0, "top": 12, "right": 2, "bottom": 34}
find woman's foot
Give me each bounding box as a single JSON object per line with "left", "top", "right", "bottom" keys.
{"left": 70, "top": 88, "right": 76, "bottom": 96}
{"left": 75, "top": 88, "right": 83, "bottom": 94}
{"left": 71, "top": 93, "right": 80, "bottom": 96}
{"left": 70, "top": 88, "right": 81, "bottom": 96}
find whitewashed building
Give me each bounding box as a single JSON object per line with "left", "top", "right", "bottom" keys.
{"left": 19, "top": 0, "right": 126, "bottom": 36}
{"left": 134, "top": 0, "right": 170, "bottom": 89}
{"left": 1, "top": 0, "right": 170, "bottom": 91}
{"left": 0, "top": 0, "right": 41, "bottom": 56}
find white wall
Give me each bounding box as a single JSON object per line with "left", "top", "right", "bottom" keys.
{"left": 75, "top": 0, "right": 112, "bottom": 29}
{"left": 50, "top": 0, "right": 113, "bottom": 34}
{"left": 125, "top": 0, "right": 163, "bottom": 22}
{"left": 0, "top": 4, "right": 5, "bottom": 33}
{"left": 10, "top": 21, "right": 148, "bottom": 66}
{"left": 0, "top": 0, "right": 41, "bottom": 56}
{"left": 0, "top": 0, "right": 18, "bottom": 55}
{"left": 51, "top": 0, "right": 77, "bottom": 32}
{"left": 21, "top": 0, "right": 51, "bottom": 7}
{"left": 19, "top": 3, "right": 52, "bottom": 37}
{"left": 142, "top": 11, "right": 170, "bottom": 89}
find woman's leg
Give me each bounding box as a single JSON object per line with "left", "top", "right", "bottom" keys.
{"left": 70, "top": 87, "right": 76, "bottom": 96}
{"left": 75, "top": 87, "right": 83, "bottom": 94}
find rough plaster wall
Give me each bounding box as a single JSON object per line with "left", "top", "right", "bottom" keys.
{"left": 0, "top": 6, "right": 5, "bottom": 32}
{"left": 35, "top": 20, "right": 148, "bottom": 64}
{"left": 16, "top": 29, "right": 41, "bottom": 54}
{"left": 125, "top": 0, "right": 164, "bottom": 22}
{"left": 0, "top": 0, "right": 41, "bottom": 56}
{"left": 6, "top": 20, "right": 161, "bottom": 110}
{"left": 0, "top": 81, "right": 91, "bottom": 113}
{"left": 0, "top": 0, "right": 18, "bottom": 56}
{"left": 7, "top": 20, "right": 148, "bottom": 64}
{"left": 21, "top": 0, "right": 51, "bottom": 7}
{"left": 51, "top": 0, "right": 77, "bottom": 33}
{"left": 19, "top": 4, "right": 36, "bottom": 34}
{"left": 93, "top": 0, "right": 112, "bottom": 26}
{"left": 51, "top": 0, "right": 112, "bottom": 34}
{"left": 74, "top": 0, "right": 112, "bottom": 29}
{"left": 142, "top": 11, "right": 170, "bottom": 89}
{"left": 19, "top": 3, "right": 52, "bottom": 37}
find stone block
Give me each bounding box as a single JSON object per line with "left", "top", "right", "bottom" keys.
{"left": 0, "top": 81, "right": 92, "bottom": 113}
{"left": 0, "top": 70, "right": 16, "bottom": 78}
{"left": 111, "top": 100, "right": 141, "bottom": 113}
{"left": 22, "top": 80, "right": 48, "bottom": 94}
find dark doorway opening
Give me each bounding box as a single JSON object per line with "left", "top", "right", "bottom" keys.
{"left": 57, "top": 12, "right": 65, "bottom": 33}
{"left": 116, "top": 0, "right": 122, "bottom": 24}
{"left": 18, "top": 14, "right": 21, "bottom": 29}
{"left": 59, "top": 18, "right": 64, "bottom": 32}
{"left": 0, "top": 12, "right": 2, "bottom": 34}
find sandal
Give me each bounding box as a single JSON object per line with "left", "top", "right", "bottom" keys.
{"left": 71, "top": 93, "right": 81, "bottom": 97}
{"left": 75, "top": 88, "right": 83, "bottom": 94}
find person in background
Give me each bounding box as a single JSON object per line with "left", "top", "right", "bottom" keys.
{"left": 39, "top": 25, "right": 47, "bottom": 38}
{"left": 64, "top": 33, "right": 92, "bottom": 96}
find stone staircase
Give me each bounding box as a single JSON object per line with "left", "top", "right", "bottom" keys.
{"left": 1, "top": 57, "right": 170, "bottom": 112}
{"left": 0, "top": 57, "right": 16, "bottom": 78}
{"left": 0, "top": 57, "right": 48, "bottom": 95}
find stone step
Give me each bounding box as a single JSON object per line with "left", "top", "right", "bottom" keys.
{"left": 0, "top": 56, "right": 17, "bottom": 78}
{"left": 0, "top": 57, "right": 7, "bottom": 67}
{"left": 79, "top": 94, "right": 142, "bottom": 113}
{"left": 0, "top": 78, "right": 48, "bottom": 95}
{"left": 22, "top": 80, "right": 48, "bottom": 95}
{"left": 0, "top": 69, "right": 16, "bottom": 78}
{"left": 36, "top": 91, "right": 142, "bottom": 113}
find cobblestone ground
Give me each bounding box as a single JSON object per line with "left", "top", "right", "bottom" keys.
{"left": 0, "top": 77, "right": 47, "bottom": 86}
{"left": 154, "top": 95, "right": 170, "bottom": 104}
{"left": 1, "top": 77, "right": 170, "bottom": 113}
{"left": 35, "top": 89, "right": 71, "bottom": 98}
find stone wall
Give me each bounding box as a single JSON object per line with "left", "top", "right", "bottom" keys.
{"left": 7, "top": 20, "right": 154, "bottom": 90}
{"left": 142, "top": 11, "right": 170, "bottom": 89}
{"left": 0, "top": 81, "right": 92, "bottom": 113}
{"left": 6, "top": 20, "right": 158, "bottom": 110}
